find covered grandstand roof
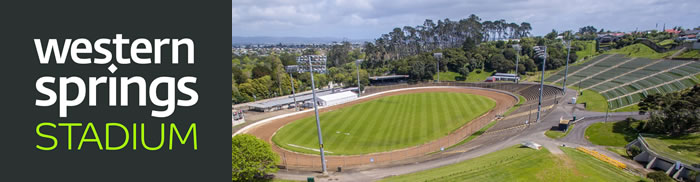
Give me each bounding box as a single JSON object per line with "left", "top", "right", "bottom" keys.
{"left": 369, "top": 75, "right": 409, "bottom": 80}
{"left": 246, "top": 88, "right": 356, "bottom": 109}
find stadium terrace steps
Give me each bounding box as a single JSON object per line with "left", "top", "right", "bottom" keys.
{"left": 544, "top": 54, "right": 700, "bottom": 110}
{"left": 607, "top": 74, "right": 699, "bottom": 102}
{"left": 567, "top": 57, "right": 638, "bottom": 86}
{"left": 600, "top": 61, "right": 694, "bottom": 93}
{"left": 583, "top": 59, "right": 660, "bottom": 90}
{"left": 549, "top": 54, "right": 614, "bottom": 84}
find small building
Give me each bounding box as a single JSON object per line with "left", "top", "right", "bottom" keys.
{"left": 369, "top": 75, "right": 409, "bottom": 85}
{"left": 317, "top": 91, "right": 358, "bottom": 106}
{"left": 559, "top": 117, "right": 571, "bottom": 131}
{"left": 486, "top": 73, "right": 519, "bottom": 82}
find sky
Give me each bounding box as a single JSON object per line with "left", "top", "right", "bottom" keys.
{"left": 232, "top": 0, "right": 700, "bottom": 39}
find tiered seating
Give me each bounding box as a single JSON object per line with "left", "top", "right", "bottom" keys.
{"left": 546, "top": 54, "right": 700, "bottom": 110}
{"left": 544, "top": 55, "right": 608, "bottom": 83}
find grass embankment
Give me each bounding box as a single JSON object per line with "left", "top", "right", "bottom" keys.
{"left": 575, "top": 40, "right": 597, "bottom": 59}
{"left": 466, "top": 69, "right": 494, "bottom": 82}
{"left": 643, "top": 133, "right": 700, "bottom": 165}
{"left": 676, "top": 50, "right": 700, "bottom": 59}
{"left": 273, "top": 92, "right": 496, "bottom": 155}
{"left": 564, "top": 85, "right": 612, "bottom": 112}
{"left": 606, "top": 43, "right": 674, "bottom": 59}
{"left": 545, "top": 124, "right": 574, "bottom": 139}
{"left": 434, "top": 71, "right": 462, "bottom": 81}
{"left": 380, "top": 145, "right": 648, "bottom": 182}
{"left": 585, "top": 120, "right": 642, "bottom": 157}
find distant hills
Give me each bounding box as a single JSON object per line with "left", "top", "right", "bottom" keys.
{"left": 231, "top": 36, "right": 372, "bottom": 46}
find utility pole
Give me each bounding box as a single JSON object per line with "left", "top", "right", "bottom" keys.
{"left": 534, "top": 46, "right": 547, "bottom": 122}
{"left": 562, "top": 40, "right": 571, "bottom": 95}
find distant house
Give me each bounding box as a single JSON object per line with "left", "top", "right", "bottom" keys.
{"left": 665, "top": 29, "right": 681, "bottom": 34}
{"left": 681, "top": 29, "right": 700, "bottom": 36}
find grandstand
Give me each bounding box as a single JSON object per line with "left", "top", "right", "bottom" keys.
{"left": 545, "top": 54, "right": 700, "bottom": 110}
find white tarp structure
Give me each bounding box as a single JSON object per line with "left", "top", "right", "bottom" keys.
{"left": 521, "top": 141, "right": 542, "bottom": 150}
{"left": 317, "top": 91, "right": 358, "bottom": 106}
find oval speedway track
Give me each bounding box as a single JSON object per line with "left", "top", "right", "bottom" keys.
{"left": 237, "top": 87, "right": 517, "bottom": 170}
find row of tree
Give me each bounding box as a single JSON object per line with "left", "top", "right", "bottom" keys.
{"left": 362, "top": 15, "right": 532, "bottom": 64}
{"left": 385, "top": 36, "right": 582, "bottom": 82}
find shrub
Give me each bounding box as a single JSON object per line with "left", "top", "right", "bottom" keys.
{"left": 627, "top": 145, "right": 642, "bottom": 157}
{"left": 646, "top": 171, "right": 673, "bottom": 182}
{"left": 232, "top": 134, "right": 280, "bottom": 182}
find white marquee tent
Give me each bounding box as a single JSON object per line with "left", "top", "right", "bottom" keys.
{"left": 317, "top": 91, "right": 358, "bottom": 106}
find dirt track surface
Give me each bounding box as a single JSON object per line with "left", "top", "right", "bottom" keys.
{"left": 241, "top": 87, "right": 517, "bottom": 169}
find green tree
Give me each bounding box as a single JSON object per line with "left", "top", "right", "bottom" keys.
{"left": 638, "top": 86, "right": 700, "bottom": 136}
{"left": 545, "top": 29, "right": 558, "bottom": 40}
{"left": 232, "top": 134, "right": 279, "bottom": 181}
{"left": 252, "top": 65, "right": 272, "bottom": 79}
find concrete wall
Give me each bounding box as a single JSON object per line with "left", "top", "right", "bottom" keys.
{"left": 626, "top": 136, "right": 700, "bottom": 181}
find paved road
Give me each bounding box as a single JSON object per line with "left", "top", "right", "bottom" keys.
{"left": 273, "top": 88, "right": 651, "bottom": 181}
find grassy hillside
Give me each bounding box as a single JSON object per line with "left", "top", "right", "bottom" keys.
{"left": 575, "top": 40, "right": 597, "bottom": 59}
{"left": 606, "top": 43, "right": 674, "bottom": 59}
{"left": 272, "top": 92, "right": 496, "bottom": 155}
{"left": 380, "top": 145, "right": 648, "bottom": 182}
{"left": 433, "top": 71, "right": 462, "bottom": 81}
{"left": 676, "top": 50, "right": 700, "bottom": 59}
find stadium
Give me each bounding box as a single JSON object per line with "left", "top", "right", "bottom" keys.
{"left": 233, "top": 52, "right": 700, "bottom": 181}
{"left": 235, "top": 82, "right": 563, "bottom": 169}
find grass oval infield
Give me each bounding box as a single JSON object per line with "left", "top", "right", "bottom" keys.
{"left": 271, "top": 92, "right": 496, "bottom": 155}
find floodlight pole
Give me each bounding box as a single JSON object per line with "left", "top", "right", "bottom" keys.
{"left": 433, "top": 53, "right": 442, "bottom": 83}
{"left": 356, "top": 59, "right": 362, "bottom": 97}
{"left": 562, "top": 40, "right": 571, "bottom": 95}
{"left": 513, "top": 44, "right": 521, "bottom": 84}
{"left": 307, "top": 56, "right": 327, "bottom": 174}
{"left": 536, "top": 46, "right": 547, "bottom": 122}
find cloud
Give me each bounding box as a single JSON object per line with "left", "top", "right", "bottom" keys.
{"left": 232, "top": 0, "right": 700, "bottom": 39}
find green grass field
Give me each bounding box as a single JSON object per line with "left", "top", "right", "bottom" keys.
{"left": 585, "top": 120, "right": 641, "bottom": 147}
{"left": 272, "top": 92, "right": 496, "bottom": 155}
{"left": 380, "top": 145, "right": 648, "bottom": 182}
{"left": 433, "top": 71, "right": 462, "bottom": 81}
{"left": 643, "top": 133, "right": 700, "bottom": 165}
{"left": 606, "top": 43, "right": 674, "bottom": 59}
{"left": 584, "top": 120, "right": 642, "bottom": 159}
